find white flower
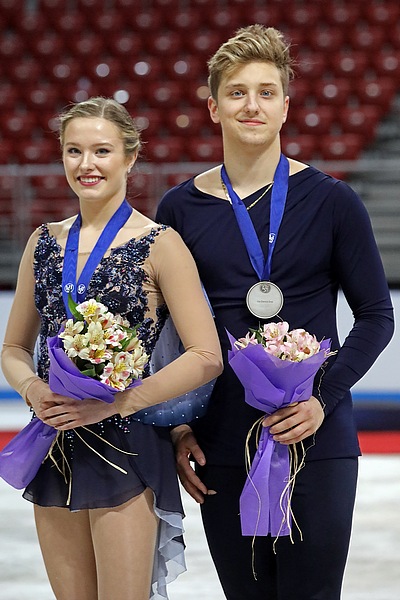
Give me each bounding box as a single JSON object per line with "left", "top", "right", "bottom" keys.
{"left": 76, "top": 299, "right": 108, "bottom": 322}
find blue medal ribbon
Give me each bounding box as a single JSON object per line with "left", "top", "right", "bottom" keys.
{"left": 221, "top": 154, "right": 289, "bottom": 281}
{"left": 62, "top": 199, "right": 133, "bottom": 318}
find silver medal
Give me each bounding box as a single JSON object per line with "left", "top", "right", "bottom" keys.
{"left": 246, "top": 281, "right": 284, "bottom": 319}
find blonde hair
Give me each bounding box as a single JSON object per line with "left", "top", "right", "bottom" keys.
{"left": 58, "top": 97, "right": 141, "bottom": 157}
{"left": 207, "top": 24, "right": 294, "bottom": 100}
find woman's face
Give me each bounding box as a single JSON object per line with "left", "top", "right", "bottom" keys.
{"left": 62, "top": 117, "right": 135, "bottom": 206}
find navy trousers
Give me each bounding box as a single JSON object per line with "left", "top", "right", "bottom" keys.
{"left": 198, "top": 457, "right": 358, "bottom": 600}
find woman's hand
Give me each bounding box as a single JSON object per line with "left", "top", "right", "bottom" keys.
{"left": 26, "top": 379, "right": 116, "bottom": 430}
{"left": 26, "top": 379, "right": 61, "bottom": 420}
{"left": 40, "top": 397, "right": 117, "bottom": 430}
{"left": 262, "top": 396, "right": 324, "bottom": 445}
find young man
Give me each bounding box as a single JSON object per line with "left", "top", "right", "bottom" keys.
{"left": 156, "top": 25, "right": 394, "bottom": 600}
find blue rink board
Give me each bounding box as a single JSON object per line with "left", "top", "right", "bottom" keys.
{"left": 1, "top": 389, "right": 399, "bottom": 431}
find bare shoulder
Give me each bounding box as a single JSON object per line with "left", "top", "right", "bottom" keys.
{"left": 46, "top": 215, "right": 77, "bottom": 239}
{"left": 194, "top": 165, "right": 225, "bottom": 199}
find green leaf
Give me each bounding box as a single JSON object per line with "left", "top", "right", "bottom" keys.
{"left": 68, "top": 292, "right": 84, "bottom": 321}
{"left": 81, "top": 367, "right": 97, "bottom": 378}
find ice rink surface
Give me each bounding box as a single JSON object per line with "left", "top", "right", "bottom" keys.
{"left": 0, "top": 454, "right": 399, "bottom": 600}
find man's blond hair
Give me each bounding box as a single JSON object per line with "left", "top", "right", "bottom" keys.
{"left": 207, "top": 24, "right": 294, "bottom": 100}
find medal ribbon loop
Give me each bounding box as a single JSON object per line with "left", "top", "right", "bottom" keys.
{"left": 221, "top": 154, "right": 289, "bottom": 282}
{"left": 62, "top": 199, "right": 133, "bottom": 318}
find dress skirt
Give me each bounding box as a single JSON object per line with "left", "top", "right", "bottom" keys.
{"left": 23, "top": 415, "right": 186, "bottom": 600}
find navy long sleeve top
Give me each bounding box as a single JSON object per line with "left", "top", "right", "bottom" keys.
{"left": 156, "top": 165, "right": 394, "bottom": 465}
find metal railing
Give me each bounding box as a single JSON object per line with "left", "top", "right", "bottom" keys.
{"left": 1, "top": 158, "right": 399, "bottom": 288}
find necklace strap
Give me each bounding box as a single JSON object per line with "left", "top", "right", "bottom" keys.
{"left": 62, "top": 199, "right": 133, "bottom": 318}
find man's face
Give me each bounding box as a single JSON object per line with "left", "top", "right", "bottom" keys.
{"left": 208, "top": 61, "right": 289, "bottom": 150}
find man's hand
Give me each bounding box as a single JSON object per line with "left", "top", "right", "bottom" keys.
{"left": 262, "top": 396, "right": 324, "bottom": 445}
{"left": 171, "top": 425, "right": 209, "bottom": 503}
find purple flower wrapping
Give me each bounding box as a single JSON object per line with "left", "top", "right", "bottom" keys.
{"left": 227, "top": 331, "right": 331, "bottom": 538}
{"left": 0, "top": 418, "right": 57, "bottom": 489}
{"left": 0, "top": 332, "right": 142, "bottom": 490}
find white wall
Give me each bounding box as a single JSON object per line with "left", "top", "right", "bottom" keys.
{"left": 0, "top": 290, "right": 399, "bottom": 395}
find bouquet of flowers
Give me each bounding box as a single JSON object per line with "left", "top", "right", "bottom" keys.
{"left": 49, "top": 297, "right": 148, "bottom": 399}
{"left": 227, "top": 321, "right": 334, "bottom": 541}
{"left": 0, "top": 298, "right": 148, "bottom": 490}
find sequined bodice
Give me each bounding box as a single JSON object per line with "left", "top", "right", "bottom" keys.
{"left": 33, "top": 224, "right": 169, "bottom": 382}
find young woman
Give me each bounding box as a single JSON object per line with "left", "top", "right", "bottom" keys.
{"left": 1, "top": 97, "right": 222, "bottom": 600}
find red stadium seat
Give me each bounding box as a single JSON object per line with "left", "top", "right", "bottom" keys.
{"left": 388, "top": 22, "right": 400, "bottom": 49}
{"left": 165, "top": 56, "right": 205, "bottom": 81}
{"left": 0, "top": 140, "right": 15, "bottom": 165}
{"left": 279, "top": 26, "right": 306, "bottom": 49}
{"left": 166, "top": 108, "right": 210, "bottom": 136}
{"left": 133, "top": 109, "right": 166, "bottom": 138}
{"left": 0, "top": 32, "right": 24, "bottom": 59}
{"left": 186, "top": 31, "right": 222, "bottom": 55}
{"left": 293, "top": 107, "right": 334, "bottom": 136}
{"left": 350, "top": 25, "right": 385, "bottom": 52}
{"left": 286, "top": 3, "right": 321, "bottom": 27}
{"left": 98, "top": 82, "right": 142, "bottom": 110}
{"left": 313, "top": 79, "right": 353, "bottom": 106}
{"left": 281, "top": 135, "right": 318, "bottom": 162}
{"left": 146, "top": 31, "right": 182, "bottom": 55}
{"left": 128, "top": 171, "right": 152, "bottom": 196}
{"left": 363, "top": 1, "right": 400, "bottom": 26}
{"left": 31, "top": 175, "right": 74, "bottom": 199}
{"left": 0, "top": 0, "right": 25, "bottom": 25}
{"left": 309, "top": 26, "right": 344, "bottom": 53}
{"left": 6, "top": 58, "right": 42, "bottom": 84}
{"left": 126, "top": 9, "right": 163, "bottom": 32}
{"left": 84, "top": 57, "right": 124, "bottom": 84}
{"left": 288, "top": 79, "right": 312, "bottom": 107}
{"left": 329, "top": 51, "right": 369, "bottom": 79}
{"left": 62, "top": 82, "right": 101, "bottom": 105}
{"left": 2, "top": 112, "right": 38, "bottom": 138}
{"left": 245, "top": 5, "right": 282, "bottom": 28}
{"left": 66, "top": 32, "right": 103, "bottom": 58}
{"left": 18, "top": 11, "right": 47, "bottom": 35}
{"left": 186, "top": 83, "right": 211, "bottom": 108}
{"left": 91, "top": 11, "right": 124, "bottom": 34}
{"left": 339, "top": 106, "right": 380, "bottom": 142}
{"left": 46, "top": 57, "right": 82, "bottom": 83}
{"left": 319, "top": 134, "right": 363, "bottom": 161}
{"left": 15, "top": 138, "right": 57, "bottom": 164}
{"left": 49, "top": 11, "right": 86, "bottom": 34}
{"left": 107, "top": 33, "right": 142, "bottom": 58}
{"left": 165, "top": 8, "right": 202, "bottom": 31}
{"left": 206, "top": 7, "right": 241, "bottom": 32}
{"left": 146, "top": 82, "right": 182, "bottom": 109}
{"left": 114, "top": 0, "right": 140, "bottom": 10}
{"left": 37, "top": 0, "right": 66, "bottom": 10}
{"left": 372, "top": 49, "right": 400, "bottom": 77}
{"left": 322, "top": 2, "right": 359, "bottom": 28}
{"left": 165, "top": 172, "right": 192, "bottom": 189}
{"left": 0, "top": 84, "right": 19, "bottom": 110}
{"left": 29, "top": 32, "right": 64, "bottom": 59}
{"left": 354, "top": 78, "right": 396, "bottom": 113}
{"left": 296, "top": 51, "right": 328, "bottom": 80}
{"left": 37, "top": 111, "right": 60, "bottom": 135}
{"left": 124, "top": 57, "right": 163, "bottom": 82}
{"left": 30, "top": 198, "right": 76, "bottom": 229}
{"left": 186, "top": 137, "right": 223, "bottom": 163}
{"left": 25, "top": 84, "right": 60, "bottom": 112}
{"left": 145, "top": 137, "right": 185, "bottom": 162}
